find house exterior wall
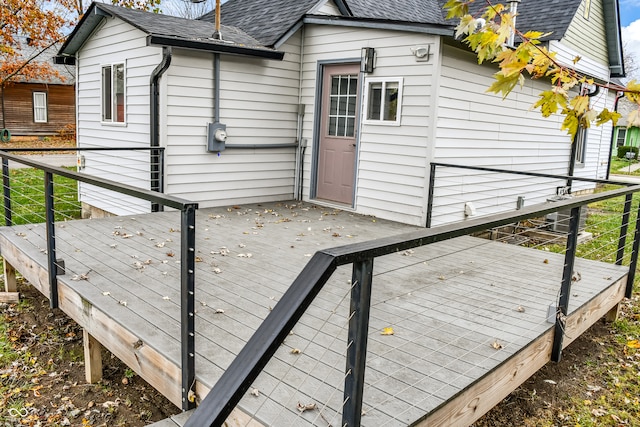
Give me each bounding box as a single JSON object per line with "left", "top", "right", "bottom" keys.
{"left": 430, "top": 43, "right": 608, "bottom": 226}
{"left": 75, "top": 17, "right": 162, "bottom": 215}
{"left": 561, "top": 0, "right": 609, "bottom": 67}
{"left": 0, "top": 83, "right": 75, "bottom": 136}
{"left": 162, "top": 36, "right": 301, "bottom": 207}
{"left": 300, "top": 25, "right": 439, "bottom": 226}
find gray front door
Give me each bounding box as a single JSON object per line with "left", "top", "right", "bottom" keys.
{"left": 316, "top": 64, "right": 359, "bottom": 205}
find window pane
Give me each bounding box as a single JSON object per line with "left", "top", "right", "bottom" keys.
{"left": 339, "top": 77, "right": 348, "bottom": 95}
{"left": 617, "top": 129, "right": 627, "bottom": 146}
{"left": 337, "top": 117, "right": 346, "bottom": 136}
{"left": 347, "top": 96, "right": 356, "bottom": 116}
{"left": 349, "top": 77, "right": 357, "bottom": 95}
{"left": 328, "top": 117, "right": 337, "bottom": 136}
{"left": 384, "top": 82, "right": 399, "bottom": 121}
{"left": 114, "top": 63, "right": 125, "bottom": 122}
{"left": 330, "top": 97, "right": 338, "bottom": 115}
{"left": 338, "top": 97, "right": 347, "bottom": 115}
{"left": 346, "top": 117, "right": 355, "bottom": 137}
{"left": 102, "top": 66, "right": 112, "bottom": 121}
{"left": 33, "top": 92, "right": 47, "bottom": 123}
{"left": 367, "top": 83, "right": 382, "bottom": 120}
{"left": 331, "top": 77, "right": 339, "bottom": 95}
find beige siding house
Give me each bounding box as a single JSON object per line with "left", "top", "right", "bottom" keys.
{"left": 57, "top": 0, "right": 625, "bottom": 226}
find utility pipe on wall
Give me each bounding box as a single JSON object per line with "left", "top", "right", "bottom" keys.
{"left": 150, "top": 46, "right": 172, "bottom": 211}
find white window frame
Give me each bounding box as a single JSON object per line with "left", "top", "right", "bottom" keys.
{"left": 101, "top": 62, "right": 126, "bottom": 124}
{"left": 33, "top": 92, "right": 48, "bottom": 123}
{"left": 363, "top": 77, "right": 403, "bottom": 126}
{"left": 574, "top": 125, "right": 587, "bottom": 167}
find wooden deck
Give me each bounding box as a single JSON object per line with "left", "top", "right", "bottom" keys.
{"left": 0, "top": 202, "right": 629, "bottom": 426}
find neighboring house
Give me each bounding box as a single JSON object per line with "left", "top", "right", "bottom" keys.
{"left": 0, "top": 41, "right": 76, "bottom": 137}
{"left": 612, "top": 97, "right": 640, "bottom": 155}
{"left": 56, "top": 0, "right": 624, "bottom": 226}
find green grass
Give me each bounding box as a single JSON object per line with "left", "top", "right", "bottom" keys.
{"left": 0, "top": 167, "right": 81, "bottom": 225}
{"left": 610, "top": 156, "right": 640, "bottom": 176}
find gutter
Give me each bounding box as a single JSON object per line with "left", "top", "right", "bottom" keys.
{"left": 147, "top": 35, "right": 284, "bottom": 60}
{"left": 150, "top": 46, "right": 172, "bottom": 212}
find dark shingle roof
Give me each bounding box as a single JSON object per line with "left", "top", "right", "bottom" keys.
{"left": 59, "top": 2, "right": 280, "bottom": 59}
{"left": 452, "top": 0, "right": 583, "bottom": 41}
{"left": 200, "top": 0, "right": 321, "bottom": 47}
{"left": 210, "top": 0, "right": 587, "bottom": 46}
{"left": 13, "top": 39, "right": 75, "bottom": 85}
{"left": 347, "top": 0, "right": 445, "bottom": 25}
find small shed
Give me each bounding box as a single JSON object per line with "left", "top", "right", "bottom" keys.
{"left": 0, "top": 42, "right": 76, "bottom": 137}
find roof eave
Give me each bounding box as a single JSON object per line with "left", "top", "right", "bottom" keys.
{"left": 602, "top": 0, "right": 625, "bottom": 78}
{"left": 58, "top": 3, "right": 111, "bottom": 56}
{"left": 302, "top": 15, "right": 454, "bottom": 36}
{"left": 147, "top": 35, "right": 285, "bottom": 60}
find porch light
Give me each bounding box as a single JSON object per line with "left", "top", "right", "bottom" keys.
{"left": 361, "top": 47, "right": 375, "bottom": 73}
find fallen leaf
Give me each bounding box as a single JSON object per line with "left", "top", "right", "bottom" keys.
{"left": 250, "top": 388, "right": 260, "bottom": 397}
{"left": 296, "top": 402, "right": 316, "bottom": 413}
{"left": 290, "top": 348, "right": 301, "bottom": 354}
{"left": 491, "top": 340, "right": 503, "bottom": 350}
{"left": 162, "top": 296, "right": 170, "bottom": 300}
{"left": 543, "top": 259, "right": 549, "bottom": 264}
{"left": 516, "top": 305, "right": 525, "bottom": 313}
{"left": 543, "top": 379, "right": 556, "bottom": 385}
{"left": 155, "top": 242, "right": 165, "bottom": 248}
{"left": 627, "top": 340, "right": 640, "bottom": 349}
{"left": 195, "top": 256, "right": 203, "bottom": 262}
{"left": 213, "top": 267, "right": 222, "bottom": 274}
{"left": 591, "top": 408, "right": 606, "bottom": 417}
{"left": 381, "top": 327, "right": 394, "bottom": 336}
{"left": 102, "top": 291, "right": 111, "bottom": 296}
{"left": 402, "top": 250, "right": 414, "bottom": 256}
{"left": 118, "top": 300, "right": 128, "bottom": 307}
{"left": 215, "top": 309, "right": 225, "bottom": 314}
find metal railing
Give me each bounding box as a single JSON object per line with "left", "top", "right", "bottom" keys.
{"left": 185, "top": 180, "right": 640, "bottom": 426}
{"left": 0, "top": 149, "right": 198, "bottom": 411}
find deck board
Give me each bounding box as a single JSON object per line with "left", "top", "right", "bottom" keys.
{"left": 0, "top": 201, "right": 629, "bottom": 426}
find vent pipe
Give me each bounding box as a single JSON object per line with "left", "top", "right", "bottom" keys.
{"left": 213, "top": 0, "right": 222, "bottom": 40}
{"left": 507, "top": 0, "right": 521, "bottom": 47}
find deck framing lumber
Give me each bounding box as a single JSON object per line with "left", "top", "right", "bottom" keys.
{"left": 413, "top": 277, "right": 627, "bottom": 427}
{"left": 83, "top": 329, "right": 103, "bottom": 383}
{"left": 3, "top": 257, "right": 17, "bottom": 292}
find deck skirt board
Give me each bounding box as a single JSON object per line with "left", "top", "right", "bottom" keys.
{"left": 0, "top": 202, "right": 628, "bottom": 426}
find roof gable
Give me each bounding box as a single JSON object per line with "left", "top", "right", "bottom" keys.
{"left": 58, "top": 2, "right": 283, "bottom": 60}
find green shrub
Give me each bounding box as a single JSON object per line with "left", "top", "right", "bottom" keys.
{"left": 617, "top": 145, "right": 639, "bottom": 160}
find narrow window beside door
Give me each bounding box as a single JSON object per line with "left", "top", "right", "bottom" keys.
{"left": 364, "top": 77, "right": 403, "bottom": 125}
{"left": 33, "top": 92, "right": 47, "bottom": 123}
{"left": 101, "top": 63, "right": 125, "bottom": 123}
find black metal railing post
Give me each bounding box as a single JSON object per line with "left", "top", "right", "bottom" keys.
{"left": 2, "top": 157, "right": 11, "bottom": 226}
{"left": 625, "top": 198, "right": 640, "bottom": 298}
{"left": 181, "top": 204, "right": 197, "bottom": 411}
{"left": 426, "top": 163, "right": 436, "bottom": 228}
{"left": 44, "top": 171, "right": 59, "bottom": 308}
{"left": 616, "top": 194, "right": 633, "bottom": 265}
{"left": 551, "top": 206, "right": 581, "bottom": 362}
{"left": 342, "top": 258, "right": 374, "bottom": 427}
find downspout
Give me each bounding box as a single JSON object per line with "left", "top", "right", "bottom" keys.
{"left": 214, "top": 53, "right": 220, "bottom": 123}
{"left": 567, "top": 84, "right": 600, "bottom": 191}
{"left": 606, "top": 90, "right": 624, "bottom": 180}
{"left": 150, "top": 46, "right": 172, "bottom": 212}
{"left": 507, "top": 0, "right": 521, "bottom": 47}
{"left": 296, "top": 26, "right": 306, "bottom": 201}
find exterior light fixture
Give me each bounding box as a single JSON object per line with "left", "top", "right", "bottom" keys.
{"left": 361, "top": 47, "right": 375, "bottom": 73}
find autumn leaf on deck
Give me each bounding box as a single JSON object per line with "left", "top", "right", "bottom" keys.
{"left": 381, "top": 327, "right": 395, "bottom": 336}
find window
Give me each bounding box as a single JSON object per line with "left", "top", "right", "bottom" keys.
{"left": 364, "top": 77, "right": 403, "bottom": 125}
{"left": 616, "top": 128, "right": 627, "bottom": 147}
{"left": 102, "top": 63, "right": 125, "bottom": 123}
{"left": 327, "top": 74, "right": 358, "bottom": 137}
{"left": 574, "top": 125, "right": 587, "bottom": 166}
{"left": 33, "top": 92, "right": 47, "bottom": 123}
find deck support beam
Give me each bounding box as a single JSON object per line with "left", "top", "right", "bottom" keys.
{"left": 3, "top": 258, "right": 17, "bottom": 292}
{"left": 83, "top": 329, "right": 103, "bottom": 383}
{"left": 605, "top": 303, "right": 620, "bottom": 322}
{"left": 552, "top": 206, "right": 581, "bottom": 363}
{"left": 342, "top": 258, "right": 374, "bottom": 427}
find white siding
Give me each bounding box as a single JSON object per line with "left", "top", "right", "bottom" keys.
{"left": 300, "top": 25, "right": 438, "bottom": 226}
{"left": 561, "top": 0, "right": 609, "bottom": 67}
{"left": 162, "top": 34, "right": 302, "bottom": 207}
{"left": 76, "top": 17, "right": 162, "bottom": 215}
{"left": 431, "top": 44, "right": 604, "bottom": 226}
{"left": 309, "top": 0, "right": 342, "bottom": 15}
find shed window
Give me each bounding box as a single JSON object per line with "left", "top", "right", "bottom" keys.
{"left": 33, "top": 92, "right": 47, "bottom": 123}
{"left": 102, "top": 63, "right": 125, "bottom": 123}
{"left": 364, "top": 77, "right": 403, "bottom": 125}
